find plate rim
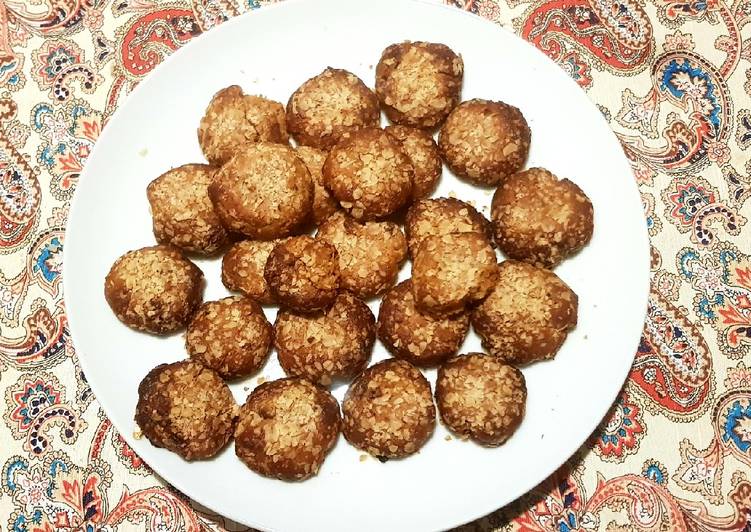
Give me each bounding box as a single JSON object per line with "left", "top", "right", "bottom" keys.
{"left": 63, "top": 1, "right": 651, "bottom": 530}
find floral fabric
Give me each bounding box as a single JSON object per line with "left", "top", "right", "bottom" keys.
{"left": 1, "top": 0, "right": 750, "bottom": 530}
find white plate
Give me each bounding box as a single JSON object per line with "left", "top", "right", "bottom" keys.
{"left": 64, "top": 1, "right": 650, "bottom": 530}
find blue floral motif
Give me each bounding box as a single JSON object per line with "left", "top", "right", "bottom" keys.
{"left": 642, "top": 463, "right": 666, "bottom": 484}
{"left": 49, "top": 457, "right": 68, "bottom": 478}
{"left": 718, "top": 248, "right": 738, "bottom": 283}
{"left": 678, "top": 249, "right": 701, "bottom": 279}
{"left": 660, "top": 58, "right": 722, "bottom": 134}
{"left": 32, "top": 104, "right": 54, "bottom": 130}
{"left": 17, "top": 383, "right": 58, "bottom": 427}
{"left": 32, "top": 237, "right": 63, "bottom": 283}
{"left": 671, "top": 184, "right": 713, "bottom": 224}
{"left": 0, "top": 60, "right": 17, "bottom": 76}
{"left": 4, "top": 458, "right": 27, "bottom": 492}
{"left": 646, "top": 214, "right": 655, "bottom": 231}
{"left": 697, "top": 293, "right": 724, "bottom": 320}
{"left": 42, "top": 47, "right": 76, "bottom": 79}
{"left": 677, "top": 245, "right": 747, "bottom": 327}
{"left": 722, "top": 399, "right": 751, "bottom": 453}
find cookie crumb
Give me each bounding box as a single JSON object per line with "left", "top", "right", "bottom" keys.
{"left": 444, "top": 435, "right": 452, "bottom": 441}
{"left": 257, "top": 376, "right": 266, "bottom": 385}
{"left": 359, "top": 454, "right": 368, "bottom": 462}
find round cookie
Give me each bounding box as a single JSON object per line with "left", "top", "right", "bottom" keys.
{"left": 186, "top": 296, "right": 272, "bottom": 380}
{"left": 316, "top": 211, "right": 407, "bottom": 299}
{"left": 234, "top": 378, "right": 340, "bottom": 481}
{"left": 322, "top": 127, "right": 414, "bottom": 221}
{"left": 135, "top": 361, "right": 236, "bottom": 460}
{"left": 491, "top": 167, "right": 594, "bottom": 268}
{"left": 385, "top": 125, "right": 442, "bottom": 199}
{"left": 378, "top": 280, "right": 469, "bottom": 367}
{"left": 104, "top": 245, "right": 203, "bottom": 334}
{"left": 286, "top": 68, "right": 379, "bottom": 150}
{"left": 264, "top": 236, "right": 340, "bottom": 312}
{"left": 275, "top": 293, "right": 375, "bottom": 386}
{"left": 376, "top": 41, "right": 463, "bottom": 129}
{"left": 405, "top": 197, "right": 493, "bottom": 258}
{"left": 435, "top": 353, "right": 526, "bottom": 446}
{"left": 411, "top": 233, "right": 499, "bottom": 316}
{"left": 146, "top": 164, "right": 228, "bottom": 255}
{"left": 208, "top": 142, "right": 312, "bottom": 239}
{"left": 438, "top": 99, "right": 530, "bottom": 186}
{"left": 198, "top": 85, "right": 287, "bottom": 166}
{"left": 342, "top": 359, "right": 435, "bottom": 459}
{"left": 221, "top": 239, "right": 284, "bottom": 305}
{"left": 296, "top": 146, "right": 339, "bottom": 225}
{"left": 471, "top": 260, "right": 578, "bottom": 364}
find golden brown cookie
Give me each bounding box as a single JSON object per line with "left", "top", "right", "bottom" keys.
{"left": 376, "top": 41, "right": 463, "bottom": 129}
{"left": 411, "top": 233, "right": 498, "bottom": 316}
{"left": 264, "top": 236, "right": 340, "bottom": 312}
{"left": 491, "top": 167, "right": 594, "bottom": 268}
{"left": 323, "top": 128, "right": 414, "bottom": 221}
{"left": 404, "top": 197, "right": 493, "bottom": 258}
{"left": 385, "top": 125, "right": 442, "bottom": 199}
{"left": 221, "top": 239, "right": 284, "bottom": 305}
{"left": 435, "top": 353, "right": 526, "bottom": 446}
{"left": 104, "top": 245, "right": 203, "bottom": 334}
{"left": 471, "top": 260, "right": 578, "bottom": 364}
{"left": 275, "top": 293, "right": 375, "bottom": 386}
{"left": 286, "top": 68, "right": 379, "bottom": 150}
{"left": 198, "top": 86, "right": 287, "bottom": 165}
{"left": 378, "top": 280, "right": 469, "bottom": 367}
{"left": 316, "top": 211, "right": 407, "bottom": 299}
{"left": 296, "top": 145, "right": 339, "bottom": 225}
{"left": 186, "top": 296, "right": 272, "bottom": 380}
{"left": 234, "top": 378, "right": 340, "bottom": 481}
{"left": 135, "top": 361, "right": 236, "bottom": 460}
{"left": 146, "top": 164, "right": 228, "bottom": 255}
{"left": 342, "top": 359, "right": 435, "bottom": 459}
{"left": 438, "top": 99, "right": 530, "bottom": 186}
{"left": 209, "top": 142, "right": 312, "bottom": 239}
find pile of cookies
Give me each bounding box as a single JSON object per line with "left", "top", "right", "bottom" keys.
{"left": 104, "top": 41, "right": 593, "bottom": 481}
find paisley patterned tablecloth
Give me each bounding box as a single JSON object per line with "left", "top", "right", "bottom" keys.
{"left": 1, "top": 0, "right": 750, "bottom": 530}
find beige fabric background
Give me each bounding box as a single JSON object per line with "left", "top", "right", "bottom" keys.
{"left": 0, "top": 0, "right": 750, "bottom": 530}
